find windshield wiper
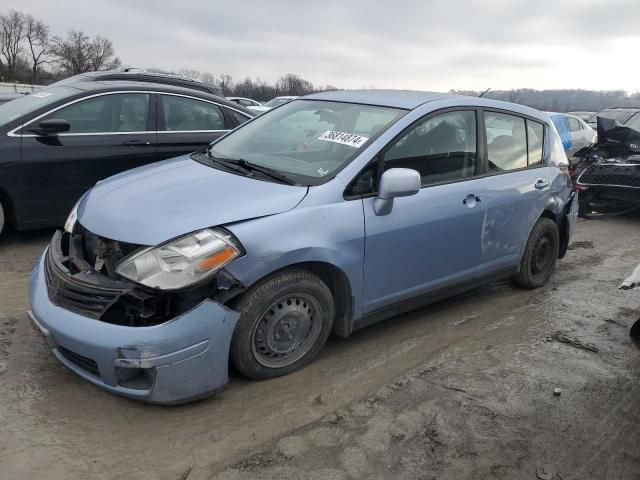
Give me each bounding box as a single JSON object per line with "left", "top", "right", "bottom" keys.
{"left": 208, "top": 152, "right": 297, "bottom": 185}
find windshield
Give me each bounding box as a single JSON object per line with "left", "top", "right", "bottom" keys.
{"left": 208, "top": 99, "right": 405, "bottom": 184}
{"left": 591, "top": 110, "right": 636, "bottom": 124}
{"left": 0, "top": 86, "right": 78, "bottom": 128}
{"left": 263, "top": 97, "right": 294, "bottom": 108}
{"left": 625, "top": 113, "right": 640, "bottom": 131}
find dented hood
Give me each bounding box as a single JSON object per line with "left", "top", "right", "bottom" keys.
{"left": 77, "top": 155, "right": 308, "bottom": 245}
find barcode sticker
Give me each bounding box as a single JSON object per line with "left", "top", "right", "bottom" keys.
{"left": 318, "top": 131, "right": 369, "bottom": 148}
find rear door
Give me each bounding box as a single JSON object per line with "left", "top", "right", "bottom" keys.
{"left": 156, "top": 94, "right": 251, "bottom": 160}
{"left": 19, "top": 91, "right": 157, "bottom": 227}
{"left": 474, "top": 110, "right": 550, "bottom": 276}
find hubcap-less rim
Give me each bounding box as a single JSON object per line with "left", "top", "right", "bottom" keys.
{"left": 532, "top": 232, "right": 554, "bottom": 278}
{"left": 251, "top": 293, "right": 323, "bottom": 368}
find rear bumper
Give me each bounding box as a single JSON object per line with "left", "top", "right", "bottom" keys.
{"left": 29, "top": 251, "right": 240, "bottom": 405}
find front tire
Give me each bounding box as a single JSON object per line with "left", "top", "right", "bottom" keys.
{"left": 514, "top": 217, "right": 559, "bottom": 289}
{"left": 230, "top": 269, "right": 335, "bottom": 380}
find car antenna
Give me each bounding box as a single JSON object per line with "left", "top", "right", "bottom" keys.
{"left": 478, "top": 88, "right": 491, "bottom": 98}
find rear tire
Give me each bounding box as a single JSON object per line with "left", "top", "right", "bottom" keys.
{"left": 230, "top": 269, "right": 334, "bottom": 380}
{"left": 514, "top": 217, "right": 559, "bottom": 289}
{"left": 0, "top": 200, "right": 5, "bottom": 237}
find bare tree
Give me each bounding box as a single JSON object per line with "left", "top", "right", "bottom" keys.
{"left": 178, "top": 68, "right": 201, "bottom": 80}
{"left": 276, "top": 73, "right": 313, "bottom": 96}
{"left": 50, "top": 30, "right": 120, "bottom": 75}
{"left": 24, "top": 14, "right": 48, "bottom": 83}
{"left": 0, "top": 10, "right": 26, "bottom": 81}
{"left": 200, "top": 71, "right": 216, "bottom": 85}
{"left": 217, "top": 74, "right": 233, "bottom": 95}
{"left": 88, "top": 35, "right": 120, "bottom": 71}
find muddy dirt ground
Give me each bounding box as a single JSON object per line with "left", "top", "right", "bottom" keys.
{"left": 1, "top": 216, "right": 639, "bottom": 480}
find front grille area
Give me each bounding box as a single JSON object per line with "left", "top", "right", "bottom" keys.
{"left": 45, "top": 248, "right": 128, "bottom": 319}
{"left": 44, "top": 229, "right": 229, "bottom": 326}
{"left": 579, "top": 164, "right": 640, "bottom": 188}
{"left": 58, "top": 346, "right": 100, "bottom": 377}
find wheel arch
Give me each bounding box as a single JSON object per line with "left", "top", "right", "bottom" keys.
{"left": 539, "top": 209, "right": 568, "bottom": 259}
{"left": 229, "top": 261, "right": 355, "bottom": 338}
{"left": 0, "top": 184, "right": 16, "bottom": 228}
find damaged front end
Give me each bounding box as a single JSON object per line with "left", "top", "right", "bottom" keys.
{"left": 573, "top": 117, "right": 640, "bottom": 216}
{"left": 46, "top": 227, "right": 245, "bottom": 327}
{"left": 29, "top": 227, "right": 245, "bottom": 404}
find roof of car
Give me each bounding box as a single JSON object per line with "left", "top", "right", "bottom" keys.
{"left": 55, "top": 70, "right": 223, "bottom": 95}
{"left": 304, "top": 89, "right": 547, "bottom": 120}
{"left": 53, "top": 81, "right": 254, "bottom": 115}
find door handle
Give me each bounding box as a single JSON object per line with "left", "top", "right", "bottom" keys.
{"left": 122, "top": 139, "right": 150, "bottom": 146}
{"left": 463, "top": 194, "right": 481, "bottom": 207}
{"left": 534, "top": 179, "right": 549, "bottom": 190}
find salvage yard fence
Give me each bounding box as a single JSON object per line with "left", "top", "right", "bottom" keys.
{"left": 0, "top": 82, "right": 44, "bottom": 94}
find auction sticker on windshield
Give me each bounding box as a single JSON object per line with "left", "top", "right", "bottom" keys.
{"left": 318, "top": 131, "right": 368, "bottom": 148}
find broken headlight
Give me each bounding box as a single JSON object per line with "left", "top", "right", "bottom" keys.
{"left": 115, "top": 229, "right": 241, "bottom": 290}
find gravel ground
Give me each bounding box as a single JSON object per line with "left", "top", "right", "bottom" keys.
{"left": 0, "top": 215, "right": 639, "bottom": 479}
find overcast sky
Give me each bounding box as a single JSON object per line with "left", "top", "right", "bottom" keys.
{"left": 13, "top": 0, "right": 640, "bottom": 92}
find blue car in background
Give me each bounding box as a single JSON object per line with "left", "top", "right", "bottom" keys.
{"left": 548, "top": 112, "right": 596, "bottom": 157}
{"left": 29, "top": 90, "right": 578, "bottom": 404}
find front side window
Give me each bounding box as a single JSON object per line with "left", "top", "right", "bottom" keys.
{"left": 383, "top": 110, "right": 477, "bottom": 186}
{"left": 28, "top": 93, "right": 150, "bottom": 133}
{"left": 161, "top": 95, "right": 225, "bottom": 131}
{"left": 485, "top": 112, "right": 527, "bottom": 172}
{"left": 208, "top": 100, "right": 404, "bottom": 184}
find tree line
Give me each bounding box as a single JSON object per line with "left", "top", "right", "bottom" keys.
{"left": 0, "top": 10, "right": 120, "bottom": 83}
{"left": 450, "top": 88, "right": 640, "bottom": 113}
{"left": 2, "top": 9, "right": 639, "bottom": 108}
{"left": 151, "top": 69, "right": 338, "bottom": 101}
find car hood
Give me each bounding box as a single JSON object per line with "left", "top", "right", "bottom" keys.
{"left": 77, "top": 155, "right": 308, "bottom": 245}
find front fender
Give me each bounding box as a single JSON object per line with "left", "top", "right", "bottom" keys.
{"left": 224, "top": 199, "right": 365, "bottom": 321}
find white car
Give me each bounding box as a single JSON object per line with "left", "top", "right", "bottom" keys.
{"left": 248, "top": 96, "right": 299, "bottom": 113}
{"left": 227, "top": 97, "right": 262, "bottom": 108}
{"left": 547, "top": 112, "right": 597, "bottom": 157}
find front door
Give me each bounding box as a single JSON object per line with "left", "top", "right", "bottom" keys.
{"left": 362, "top": 109, "right": 486, "bottom": 314}
{"left": 19, "top": 92, "right": 156, "bottom": 227}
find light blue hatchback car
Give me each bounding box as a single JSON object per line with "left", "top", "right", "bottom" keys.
{"left": 29, "top": 90, "right": 578, "bottom": 404}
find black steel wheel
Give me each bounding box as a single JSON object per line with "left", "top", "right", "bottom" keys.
{"left": 514, "top": 217, "right": 559, "bottom": 289}
{"left": 231, "top": 269, "right": 334, "bottom": 379}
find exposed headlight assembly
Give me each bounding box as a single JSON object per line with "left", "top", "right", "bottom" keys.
{"left": 64, "top": 200, "right": 80, "bottom": 233}
{"left": 116, "top": 229, "right": 242, "bottom": 290}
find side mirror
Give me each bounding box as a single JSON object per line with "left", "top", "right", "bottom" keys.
{"left": 374, "top": 168, "right": 421, "bottom": 215}
{"left": 29, "top": 118, "right": 71, "bottom": 136}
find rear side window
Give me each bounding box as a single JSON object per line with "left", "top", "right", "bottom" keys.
{"left": 31, "top": 93, "right": 150, "bottom": 133}
{"left": 485, "top": 112, "right": 527, "bottom": 172}
{"left": 383, "top": 110, "right": 477, "bottom": 186}
{"left": 567, "top": 116, "right": 582, "bottom": 132}
{"left": 527, "top": 120, "right": 544, "bottom": 166}
{"left": 228, "top": 109, "right": 251, "bottom": 127}
{"left": 161, "top": 95, "right": 225, "bottom": 131}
